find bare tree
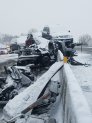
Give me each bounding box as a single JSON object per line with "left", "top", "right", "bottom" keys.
{"left": 79, "top": 34, "right": 92, "bottom": 46}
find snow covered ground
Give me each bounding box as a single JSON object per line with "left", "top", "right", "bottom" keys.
{"left": 70, "top": 51, "right": 92, "bottom": 113}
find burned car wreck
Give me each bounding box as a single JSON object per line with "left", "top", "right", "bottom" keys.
{"left": 17, "top": 45, "right": 55, "bottom": 67}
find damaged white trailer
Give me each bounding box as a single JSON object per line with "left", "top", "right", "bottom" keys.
{"left": 1, "top": 51, "right": 92, "bottom": 123}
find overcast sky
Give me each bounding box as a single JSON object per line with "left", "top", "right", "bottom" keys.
{"left": 0, "top": 0, "right": 92, "bottom": 38}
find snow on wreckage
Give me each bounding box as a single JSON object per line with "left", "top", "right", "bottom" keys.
{"left": 0, "top": 43, "right": 53, "bottom": 108}
{"left": 2, "top": 61, "right": 63, "bottom": 123}
{"left": 0, "top": 37, "right": 49, "bottom": 102}
{"left": 2, "top": 32, "right": 62, "bottom": 122}
{"left": 17, "top": 34, "right": 55, "bottom": 67}
{"left": 0, "top": 65, "right": 33, "bottom": 105}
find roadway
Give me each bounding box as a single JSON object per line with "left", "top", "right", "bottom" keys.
{"left": 71, "top": 47, "right": 92, "bottom": 113}
{"left": 76, "top": 46, "right": 92, "bottom": 55}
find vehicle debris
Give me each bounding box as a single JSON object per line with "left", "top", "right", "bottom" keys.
{"left": 2, "top": 61, "right": 63, "bottom": 123}
{"left": 17, "top": 45, "right": 55, "bottom": 67}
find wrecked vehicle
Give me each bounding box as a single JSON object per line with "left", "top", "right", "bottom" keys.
{"left": 2, "top": 61, "right": 63, "bottom": 123}
{"left": 17, "top": 45, "right": 53, "bottom": 67}
{"left": 14, "top": 66, "right": 36, "bottom": 81}
{"left": 53, "top": 35, "right": 74, "bottom": 48}
{"left": 48, "top": 35, "right": 79, "bottom": 58}
{"left": 0, "top": 66, "right": 32, "bottom": 104}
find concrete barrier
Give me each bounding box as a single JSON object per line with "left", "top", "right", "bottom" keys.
{"left": 58, "top": 50, "right": 92, "bottom": 123}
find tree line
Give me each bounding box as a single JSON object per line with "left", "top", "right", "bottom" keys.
{"left": 79, "top": 34, "right": 92, "bottom": 46}
{"left": 0, "top": 32, "right": 92, "bottom": 47}
{"left": 0, "top": 34, "right": 19, "bottom": 44}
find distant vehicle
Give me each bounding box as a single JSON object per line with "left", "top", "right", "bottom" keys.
{"left": 42, "top": 26, "right": 52, "bottom": 40}
{"left": 9, "top": 42, "right": 20, "bottom": 53}
{"left": 0, "top": 48, "right": 7, "bottom": 55}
